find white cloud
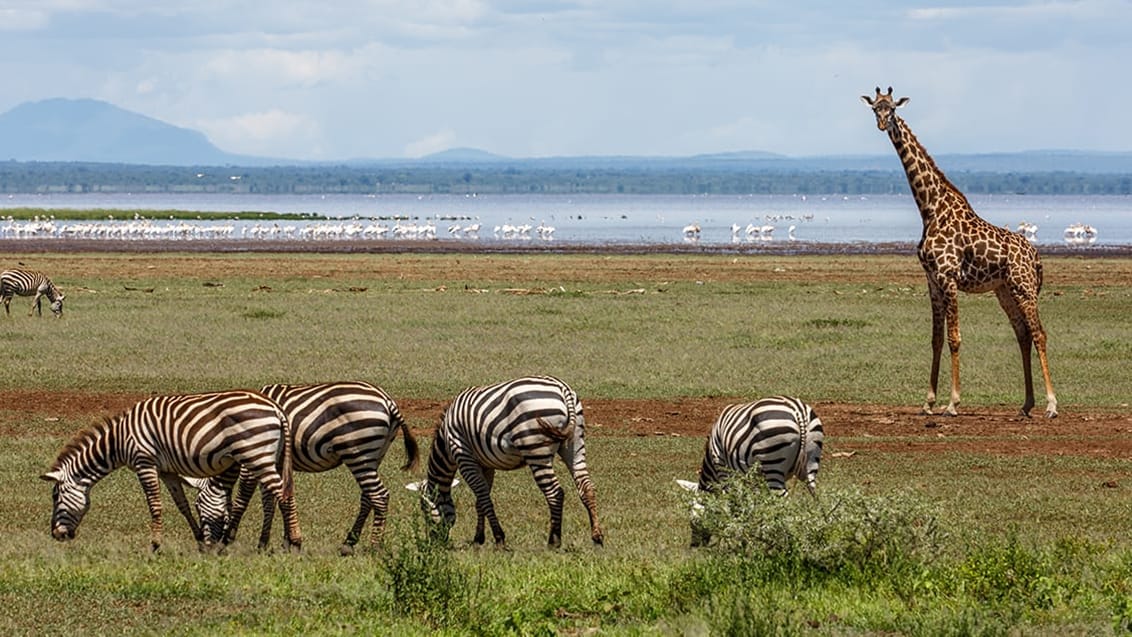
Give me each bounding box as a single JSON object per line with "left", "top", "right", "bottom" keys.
{"left": 195, "top": 109, "right": 323, "bottom": 158}
{"left": 0, "top": 8, "right": 50, "bottom": 30}
{"left": 405, "top": 130, "right": 458, "bottom": 158}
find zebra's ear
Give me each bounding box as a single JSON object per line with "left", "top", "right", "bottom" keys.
{"left": 405, "top": 480, "right": 423, "bottom": 492}
{"left": 41, "top": 470, "right": 63, "bottom": 483}
{"left": 675, "top": 479, "right": 700, "bottom": 492}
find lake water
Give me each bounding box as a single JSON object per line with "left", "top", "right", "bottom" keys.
{"left": 1, "top": 192, "right": 1128, "bottom": 246}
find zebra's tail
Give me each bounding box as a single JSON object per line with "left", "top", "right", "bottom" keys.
{"left": 276, "top": 405, "right": 294, "bottom": 500}
{"left": 392, "top": 402, "right": 420, "bottom": 472}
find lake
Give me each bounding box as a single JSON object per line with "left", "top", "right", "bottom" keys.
{"left": 1, "top": 192, "right": 1128, "bottom": 246}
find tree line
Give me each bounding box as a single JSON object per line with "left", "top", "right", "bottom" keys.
{"left": 2, "top": 161, "right": 1131, "bottom": 196}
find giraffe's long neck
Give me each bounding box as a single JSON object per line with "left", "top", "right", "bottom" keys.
{"left": 887, "top": 117, "right": 961, "bottom": 223}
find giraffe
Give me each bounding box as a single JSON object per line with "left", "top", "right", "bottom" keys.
{"left": 861, "top": 86, "right": 1057, "bottom": 419}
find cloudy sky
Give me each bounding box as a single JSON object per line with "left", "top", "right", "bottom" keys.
{"left": 1, "top": 1, "right": 1128, "bottom": 161}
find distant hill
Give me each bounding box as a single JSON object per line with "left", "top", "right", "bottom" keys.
{"left": 0, "top": 98, "right": 267, "bottom": 166}
{"left": 3, "top": 97, "right": 1132, "bottom": 173}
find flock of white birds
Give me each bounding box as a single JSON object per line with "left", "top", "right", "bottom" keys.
{"left": 0, "top": 214, "right": 1101, "bottom": 245}
{"left": 0, "top": 215, "right": 561, "bottom": 243}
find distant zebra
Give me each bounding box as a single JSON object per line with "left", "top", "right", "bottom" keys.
{"left": 191, "top": 381, "right": 419, "bottom": 554}
{"left": 417, "top": 375, "right": 603, "bottom": 548}
{"left": 678, "top": 395, "right": 824, "bottom": 547}
{"left": 1, "top": 268, "right": 65, "bottom": 317}
{"left": 41, "top": 390, "right": 302, "bottom": 552}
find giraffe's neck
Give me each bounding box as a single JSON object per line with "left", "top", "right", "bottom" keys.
{"left": 887, "top": 117, "right": 964, "bottom": 223}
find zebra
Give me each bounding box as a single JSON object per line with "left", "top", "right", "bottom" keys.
{"left": 677, "top": 395, "right": 824, "bottom": 547}
{"left": 41, "top": 390, "right": 302, "bottom": 552}
{"left": 1, "top": 268, "right": 65, "bottom": 317}
{"left": 416, "top": 375, "right": 603, "bottom": 548}
{"left": 190, "top": 381, "right": 419, "bottom": 554}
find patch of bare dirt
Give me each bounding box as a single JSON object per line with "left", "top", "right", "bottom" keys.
{"left": 7, "top": 390, "right": 1129, "bottom": 460}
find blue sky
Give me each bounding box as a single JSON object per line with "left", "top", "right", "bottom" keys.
{"left": 2, "top": 1, "right": 1128, "bottom": 161}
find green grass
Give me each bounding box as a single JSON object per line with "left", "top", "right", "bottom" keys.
{"left": 1, "top": 254, "right": 1127, "bottom": 410}
{"left": 0, "top": 208, "right": 328, "bottom": 221}
{"left": 2, "top": 252, "right": 1132, "bottom": 634}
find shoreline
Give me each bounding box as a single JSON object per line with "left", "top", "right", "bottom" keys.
{"left": 1, "top": 238, "right": 1130, "bottom": 257}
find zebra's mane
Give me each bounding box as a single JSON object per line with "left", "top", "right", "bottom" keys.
{"left": 48, "top": 416, "right": 116, "bottom": 471}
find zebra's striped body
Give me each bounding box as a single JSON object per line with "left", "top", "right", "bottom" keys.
{"left": 1, "top": 268, "right": 64, "bottom": 317}
{"left": 41, "top": 390, "right": 302, "bottom": 552}
{"left": 691, "top": 395, "right": 824, "bottom": 546}
{"left": 421, "top": 375, "right": 603, "bottom": 548}
{"left": 192, "top": 381, "right": 419, "bottom": 553}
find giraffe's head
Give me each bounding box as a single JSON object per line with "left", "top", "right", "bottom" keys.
{"left": 861, "top": 86, "right": 909, "bottom": 132}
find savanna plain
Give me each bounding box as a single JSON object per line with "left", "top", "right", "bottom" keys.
{"left": 2, "top": 245, "right": 1131, "bottom": 635}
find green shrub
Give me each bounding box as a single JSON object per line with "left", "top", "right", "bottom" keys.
{"left": 688, "top": 473, "right": 947, "bottom": 581}
{"left": 380, "top": 518, "right": 471, "bottom": 629}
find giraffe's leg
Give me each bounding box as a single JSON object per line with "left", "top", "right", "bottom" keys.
{"left": 1018, "top": 293, "right": 1057, "bottom": 418}
{"left": 925, "top": 281, "right": 948, "bottom": 415}
{"left": 995, "top": 288, "right": 1037, "bottom": 417}
{"left": 942, "top": 282, "right": 962, "bottom": 416}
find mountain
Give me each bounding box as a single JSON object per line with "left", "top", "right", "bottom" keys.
{"left": 418, "top": 147, "right": 507, "bottom": 163}
{"left": 0, "top": 98, "right": 266, "bottom": 166}
{"left": 4, "top": 97, "right": 1132, "bottom": 173}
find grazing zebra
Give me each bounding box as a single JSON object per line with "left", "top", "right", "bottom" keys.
{"left": 1, "top": 268, "right": 65, "bottom": 317}
{"left": 678, "top": 395, "right": 824, "bottom": 547}
{"left": 418, "top": 375, "right": 603, "bottom": 548}
{"left": 191, "top": 381, "right": 419, "bottom": 554}
{"left": 41, "top": 390, "right": 302, "bottom": 552}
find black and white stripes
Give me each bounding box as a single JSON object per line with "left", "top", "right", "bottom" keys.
{"left": 194, "top": 381, "right": 419, "bottom": 553}
{"left": 41, "top": 390, "right": 302, "bottom": 552}
{"left": 686, "top": 395, "right": 824, "bottom": 546}
{"left": 420, "top": 375, "right": 603, "bottom": 548}
{"left": 1, "top": 268, "right": 64, "bottom": 317}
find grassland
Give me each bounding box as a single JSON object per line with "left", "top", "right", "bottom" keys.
{"left": 1, "top": 250, "right": 1131, "bottom": 635}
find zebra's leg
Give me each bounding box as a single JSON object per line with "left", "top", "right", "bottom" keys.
{"left": 567, "top": 464, "right": 603, "bottom": 546}
{"left": 254, "top": 473, "right": 302, "bottom": 552}
{"left": 340, "top": 463, "right": 383, "bottom": 554}
{"left": 30, "top": 291, "right": 42, "bottom": 317}
{"left": 529, "top": 463, "right": 566, "bottom": 548}
{"left": 473, "top": 468, "right": 495, "bottom": 545}
{"left": 223, "top": 475, "right": 259, "bottom": 546}
{"left": 160, "top": 473, "right": 204, "bottom": 544}
{"left": 457, "top": 457, "right": 505, "bottom": 547}
{"left": 557, "top": 432, "right": 604, "bottom": 545}
{"left": 2, "top": 294, "right": 10, "bottom": 316}
{"left": 256, "top": 488, "right": 275, "bottom": 550}
{"left": 360, "top": 478, "right": 390, "bottom": 553}
{"left": 134, "top": 465, "right": 166, "bottom": 552}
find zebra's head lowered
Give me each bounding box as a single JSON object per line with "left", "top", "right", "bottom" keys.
{"left": 40, "top": 469, "right": 91, "bottom": 541}
{"left": 405, "top": 478, "right": 460, "bottom": 537}
{"left": 186, "top": 477, "right": 229, "bottom": 545}
{"left": 49, "top": 294, "right": 64, "bottom": 318}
